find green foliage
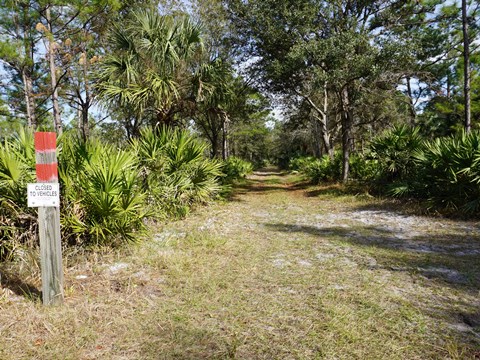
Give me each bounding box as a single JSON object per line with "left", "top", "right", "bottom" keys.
{"left": 133, "top": 127, "right": 223, "bottom": 218}
{"left": 370, "top": 124, "right": 423, "bottom": 183}
{"left": 348, "top": 153, "right": 380, "bottom": 182}
{"left": 367, "top": 127, "right": 480, "bottom": 216}
{"left": 366, "top": 125, "right": 428, "bottom": 198}
{"left": 0, "top": 129, "right": 35, "bottom": 204}
{"left": 290, "top": 153, "right": 379, "bottom": 184}
{"left": 415, "top": 131, "right": 480, "bottom": 214}
{"left": 284, "top": 126, "right": 480, "bottom": 217}
{"left": 0, "top": 129, "right": 37, "bottom": 259}
{"left": 290, "top": 154, "right": 342, "bottom": 183}
{"left": 288, "top": 156, "right": 317, "bottom": 172}
{"left": 96, "top": 10, "right": 204, "bottom": 132}
{"left": 0, "top": 126, "right": 224, "bottom": 257}
{"left": 0, "top": 101, "right": 23, "bottom": 141}
{"left": 221, "top": 156, "right": 253, "bottom": 183}
{"left": 307, "top": 154, "right": 342, "bottom": 183}
{"left": 59, "top": 135, "right": 148, "bottom": 245}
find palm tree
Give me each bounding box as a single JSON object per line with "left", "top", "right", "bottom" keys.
{"left": 96, "top": 10, "right": 203, "bottom": 136}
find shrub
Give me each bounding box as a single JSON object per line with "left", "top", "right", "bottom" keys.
{"left": 221, "top": 156, "right": 253, "bottom": 183}
{"left": 0, "top": 129, "right": 35, "bottom": 204}
{"left": 368, "top": 127, "right": 480, "bottom": 216}
{"left": 59, "top": 135, "right": 148, "bottom": 245}
{"left": 0, "top": 127, "right": 224, "bottom": 256}
{"left": 415, "top": 131, "right": 480, "bottom": 214}
{"left": 0, "top": 129, "right": 37, "bottom": 259}
{"left": 298, "top": 153, "right": 342, "bottom": 183}
{"left": 348, "top": 153, "right": 380, "bottom": 182}
{"left": 288, "top": 156, "right": 317, "bottom": 172}
{"left": 133, "top": 127, "right": 223, "bottom": 218}
{"left": 366, "top": 124, "right": 424, "bottom": 197}
{"left": 370, "top": 124, "right": 423, "bottom": 183}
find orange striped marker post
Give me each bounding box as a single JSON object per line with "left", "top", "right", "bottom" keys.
{"left": 35, "top": 132, "right": 64, "bottom": 305}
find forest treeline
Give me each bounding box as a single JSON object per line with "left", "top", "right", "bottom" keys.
{"left": 1, "top": 1, "right": 478, "bottom": 168}
{"left": 0, "top": 0, "right": 479, "bottom": 255}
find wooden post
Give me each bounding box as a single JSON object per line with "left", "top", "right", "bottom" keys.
{"left": 35, "top": 132, "right": 64, "bottom": 305}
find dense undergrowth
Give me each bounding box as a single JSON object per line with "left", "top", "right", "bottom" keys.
{"left": 0, "top": 127, "right": 252, "bottom": 260}
{"left": 290, "top": 125, "right": 480, "bottom": 217}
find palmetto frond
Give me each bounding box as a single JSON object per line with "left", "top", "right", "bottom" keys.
{"left": 415, "top": 131, "right": 480, "bottom": 214}
{"left": 135, "top": 127, "right": 222, "bottom": 211}
{"left": 0, "top": 129, "right": 35, "bottom": 204}
{"left": 370, "top": 124, "right": 423, "bottom": 181}
{"left": 96, "top": 10, "right": 204, "bottom": 122}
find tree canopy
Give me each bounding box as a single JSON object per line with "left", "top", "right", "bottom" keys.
{"left": 0, "top": 0, "right": 478, "bottom": 176}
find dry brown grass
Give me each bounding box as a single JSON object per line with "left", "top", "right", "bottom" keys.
{"left": 0, "top": 170, "right": 479, "bottom": 359}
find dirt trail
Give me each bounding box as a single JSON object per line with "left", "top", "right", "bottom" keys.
{"left": 154, "top": 168, "right": 480, "bottom": 357}
{"left": 1, "top": 169, "right": 479, "bottom": 359}
{"left": 226, "top": 169, "right": 480, "bottom": 263}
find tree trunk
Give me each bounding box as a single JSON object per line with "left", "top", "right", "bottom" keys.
{"left": 79, "top": 27, "right": 93, "bottom": 141}
{"left": 322, "top": 126, "right": 334, "bottom": 160}
{"left": 204, "top": 110, "right": 222, "bottom": 158}
{"left": 340, "top": 86, "right": 353, "bottom": 183}
{"left": 22, "top": 67, "right": 36, "bottom": 129}
{"left": 46, "top": 5, "right": 62, "bottom": 135}
{"left": 305, "top": 89, "right": 334, "bottom": 160}
{"left": 77, "top": 107, "right": 82, "bottom": 132}
{"left": 322, "top": 82, "right": 334, "bottom": 160}
{"left": 80, "top": 47, "right": 90, "bottom": 140}
{"left": 15, "top": 8, "right": 37, "bottom": 129}
{"left": 222, "top": 112, "right": 229, "bottom": 160}
{"left": 81, "top": 101, "right": 90, "bottom": 141}
{"left": 211, "top": 131, "right": 219, "bottom": 158}
{"left": 312, "top": 118, "right": 322, "bottom": 158}
{"left": 406, "top": 76, "right": 416, "bottom": 125}
{"left": 462, "top": 0, "right": 471, "bottom": 133}
{"left": 313, "top": 115, "right": 334, "bottom": 159}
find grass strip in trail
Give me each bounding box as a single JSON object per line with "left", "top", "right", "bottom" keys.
{"left": 0, "top": 168, "right": 479, "bottom": 359}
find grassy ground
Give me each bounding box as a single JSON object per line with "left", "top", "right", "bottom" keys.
{"left": 0, "top": 169, "right": 479, "bottom": 359}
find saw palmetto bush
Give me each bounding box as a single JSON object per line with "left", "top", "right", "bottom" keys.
{"left": 288, "top": 156, "right": 317, "bottom": 172}
{"left": 370, "top": 124, "right": 423, "bottom": 183}
{"left": 368, "top": 127, "right": 480, "bottom": 216}
{"left": 133, "top": 126, "right": 222, "bottom": 218}
{"left": 368, "top": 124, "right": 424, "bottom": 197}
{"left": 0, "top": 127, "right": 225, "bottom": 256}
{"left": 58, "top": 135, "right": 148, "bottom": 245}
{"left": 0, "top": 129, "right": 37, "bottom": 259}
{"left": 348, "top": 153, "right": 380, "bottom": 182}
{"left": 299, "top": 153, "right": 342, "bottom": 183}
{"left": 59, "top": 127, "right": 223, "bottom": 244}
{"left": 415, "top": 131, "right": 480, "bottom": 215}
{"left": 221, "top": 156, "right": 253, "bottom": 183}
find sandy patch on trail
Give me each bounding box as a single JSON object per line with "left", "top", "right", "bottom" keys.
{"left": 158, "top": 171, "right": 480, "bottom": 287}
{"left": 297, "top": 209, "right": 480, "bottom": 257}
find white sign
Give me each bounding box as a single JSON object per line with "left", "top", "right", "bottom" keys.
{"left": 27, "top": 183, "right": 60, "bottom": 207}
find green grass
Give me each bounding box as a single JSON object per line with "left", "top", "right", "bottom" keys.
{"left": 0, "top": 169, "right": 479, "bottom": 359}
